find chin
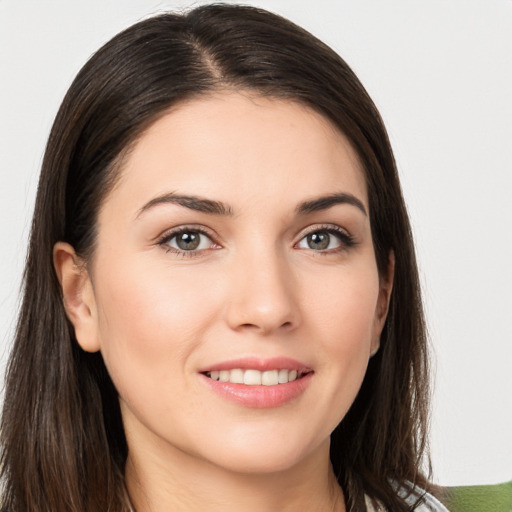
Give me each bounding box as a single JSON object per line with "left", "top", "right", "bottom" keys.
{"left": 198, "top": 430, "right": 327, "bottom": 476}
{"left": 210, "top": 453, "right": 306, "bottom": 476}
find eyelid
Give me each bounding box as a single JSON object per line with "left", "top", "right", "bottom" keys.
{"left": 156, "top": 223, "right": 217, "bottom": 241}
{"left": 298, "top": 223, "right": 351, "bottom": 238}
{"left": 294, "top": 223, "right": 357, "bottom": 251}
{"left": 156, "top": 224, "right": 221, "bottom": 256}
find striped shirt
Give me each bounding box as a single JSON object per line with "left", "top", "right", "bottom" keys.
{"left": 365, "top": 488, "right": 450, "bottom": 511}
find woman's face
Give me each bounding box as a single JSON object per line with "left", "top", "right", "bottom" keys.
{"left": 69, "top": 93, "right": 392, "bottom": 475}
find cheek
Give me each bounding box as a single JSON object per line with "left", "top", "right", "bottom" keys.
{"left": 302, "top": 263, "right": 380, "bottom": 417}
{"left": 97, "top": 254, "right": 218, "bottom": 332}
{"left": 304, "top": 262, "right": 380, "bottom": 345}
{"left": 91, "top": 257, "right": 219, "bottom": 400}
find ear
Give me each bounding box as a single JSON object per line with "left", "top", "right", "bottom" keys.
{"left": 53, "top": 242, "right": 101, "bottom": 353}
{"left": 370, "top": 251, "right": 395, "bottom": 356}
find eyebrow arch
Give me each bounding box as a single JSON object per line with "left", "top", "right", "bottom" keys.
{"left": 136, "top": 192, "right": 234, "bottom": 219}
{"left": 296, "top": 192, "right": 367, "bottom": 216}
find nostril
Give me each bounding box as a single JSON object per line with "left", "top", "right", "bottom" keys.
{"left": 237, "top": 320, "right": 293, "bottom": 334}
{"left": 240, "top": 323, "right": 258, "bottom": 329}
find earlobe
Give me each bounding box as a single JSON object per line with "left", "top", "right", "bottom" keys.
{"left": 371, "top": 251, "right": 395, "bottom": 355}
{"left": 369, "top": 339, "right": 380, "bottom": 357}
{"left": 53, "top": 242, "right": 101, "bottom": 353}
{"left": 378, "top": 251, "right": 395, "bottom": 320}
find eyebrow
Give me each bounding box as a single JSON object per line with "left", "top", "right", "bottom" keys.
{"left": 296, "top": 192, "right": 367, "bottom": 216}
{"left": 136, "top": 193, "right": 234, "bottom": 218}
{"left": 136, "top": 191, "right": 366, "bottom": 219}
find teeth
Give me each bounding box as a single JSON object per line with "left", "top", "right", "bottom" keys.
{"left": 261, "top": 370, "right": 278, "bottom": 386}
{"left": 278, "top": 369, "right": 289, "bottom": 384}
{"left": 244, "top": 369, "right": 262, "bottom": 385}
{"left": 230, "top": 368, "right": 244, "bottom": 384}
{"left": 206, "top": 368, "right": 305, "bottom": 385}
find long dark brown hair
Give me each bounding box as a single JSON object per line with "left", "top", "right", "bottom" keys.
{"left": 1, "top": 4, "right": 432, "bottom": 511}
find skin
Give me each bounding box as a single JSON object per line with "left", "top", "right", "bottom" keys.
{"left": 55, "top": 92, "right": 393, "bottom": 512}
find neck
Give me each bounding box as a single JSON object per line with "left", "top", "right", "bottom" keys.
{"left": 125, "top": 436, "right": 345, "bottom": 512}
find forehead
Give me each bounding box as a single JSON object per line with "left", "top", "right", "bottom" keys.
{"left": 104, "top": 92, "right": 368, "bottom": 216}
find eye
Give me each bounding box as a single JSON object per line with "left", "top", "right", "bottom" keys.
{"left": 158, "top": 228, "right": 218, "bottom": 253}
{"left": 296, "top": 227, "right": 355, "bottom": 252}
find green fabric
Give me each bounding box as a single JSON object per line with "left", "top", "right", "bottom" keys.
{"left": 440, "top": 481, "right": 512, "bottom": 512}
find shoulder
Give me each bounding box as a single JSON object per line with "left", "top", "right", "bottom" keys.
{"left": 365, "top": 487, "right": 450, "bottom": 511}
{"left": 404, "top": 490, "right": 450, "bottom": 511}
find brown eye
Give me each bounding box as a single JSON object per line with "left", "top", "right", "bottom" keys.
{"left": 298, "top": 230, "right": 342, "bottom": 251}
{"left": 163, "top": 230, "right": 214, "bottom": 252}
{"left": 297, "top": 227, "right": 355, "bottom": 252}
{"left": 175, "top": 232, "right": 201, "bottom": 250}
{"left": 306, "top": 232, "right": 331, "bottom": 250}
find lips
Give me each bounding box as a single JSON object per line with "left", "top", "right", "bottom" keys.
{"left": 199, "top": 357, "right": 313, "bottom": 408}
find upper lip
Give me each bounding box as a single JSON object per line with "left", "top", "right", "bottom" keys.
{"left": 198, "top": 357, "right": 312, "bottom": 373}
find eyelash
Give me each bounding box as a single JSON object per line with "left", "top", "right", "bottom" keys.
{"left": 296, "top": 224, "right": 357, "bottom": 254}
{"left": 156, "top": 224, "right": 357, "bottom": 257}
{"left": 157, "top": 226, "right": 219, "bottom": 258}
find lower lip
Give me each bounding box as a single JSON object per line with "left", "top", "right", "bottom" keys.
{"left": 200, "top": 372, "right": 313, "bottom": 408}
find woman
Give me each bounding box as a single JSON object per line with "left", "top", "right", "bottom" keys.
{"left": 0, "top": 4, "right": 449, "bottom": 511}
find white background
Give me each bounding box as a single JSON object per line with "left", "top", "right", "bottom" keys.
{"left": 0, "top": 0, "right": 511, "bottom": 487}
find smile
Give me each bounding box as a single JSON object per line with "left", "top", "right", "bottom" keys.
{"left": 204, "top": 368, "right": 309, "bottom": 385}
{"left": 199, "top": 357, "right": 314, "bottom": 408}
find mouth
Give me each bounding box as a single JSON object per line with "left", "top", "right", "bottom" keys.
{"left": 199, "top": 357, "right": 314, "bottom": 408}
{"left": 202, "top": 368, "right": 311, "bottom": 386}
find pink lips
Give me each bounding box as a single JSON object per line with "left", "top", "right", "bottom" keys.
{"left": 199, "top": 356, "right": 311, "bottom": 373}
{"left": 199, "top": 357, "right": 313, "bottom": 409}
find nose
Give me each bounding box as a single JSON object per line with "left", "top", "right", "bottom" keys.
{"left": 224, "top": 249, "right": 300, "bottom": 335}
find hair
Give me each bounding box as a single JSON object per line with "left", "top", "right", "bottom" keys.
{"left": 1, "top": 4, "right": 432, "bottom": 511}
